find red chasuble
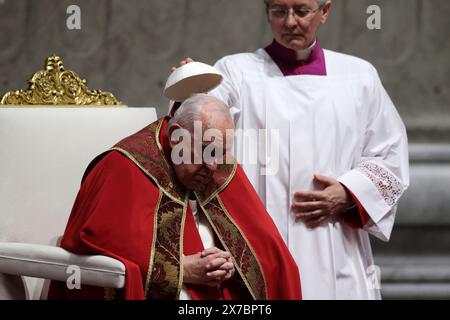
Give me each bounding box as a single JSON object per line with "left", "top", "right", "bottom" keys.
{"left": 48, "top": 117, "right": 301, "bottom": 300}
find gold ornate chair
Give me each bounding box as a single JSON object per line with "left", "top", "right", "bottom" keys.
{"left": 0, "top": 55, "right": 157, "bottom": 299}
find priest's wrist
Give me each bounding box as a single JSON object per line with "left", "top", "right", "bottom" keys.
{"left": 182, "top": 256, "right": 192, "bottom": 284}
{"left": 343, "top": 201, "right": 357, "bottom": 214}
{"left": 340, "top": 184, "right": 356, "bottom": 214}
{"left": 182, "top": 254, "right": 216, "bottom": 285}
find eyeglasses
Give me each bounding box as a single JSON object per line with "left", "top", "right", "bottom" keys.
{"left": 268, "top": 5, "right": 322, "bottom": 21}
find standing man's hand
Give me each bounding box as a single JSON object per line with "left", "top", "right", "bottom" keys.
{"left": 292, "top": 175, "right": 355, "bottom": 229}
{"left": 170, "top": 57, "right": 194, "bottom": 73}
{"left": 183, "top": 247, "right": 235, "bottom": 287}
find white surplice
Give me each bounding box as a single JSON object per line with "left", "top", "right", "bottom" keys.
{"left": 210, "top": 48, "right": 410, "bottom": 300}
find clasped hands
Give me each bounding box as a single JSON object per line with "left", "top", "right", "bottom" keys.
{"left": 292, "top": 175, "right": 355, "bottom": 229}
{"left": 183, "top": 247, "right": 235, "bottom": 287}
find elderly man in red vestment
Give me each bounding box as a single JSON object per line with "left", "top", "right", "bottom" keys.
{"left": 48, "top": 94, "right": 301, "bottom": 300}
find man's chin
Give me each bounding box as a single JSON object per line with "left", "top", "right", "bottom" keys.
{"left": 190, "top": 178, "right": 210, "bottom": 192}
{"left": 191, "top": 184, "right": 206, "bottom": 193}
{"left": 282, "top": 37, "right": 308, "bottom": 50}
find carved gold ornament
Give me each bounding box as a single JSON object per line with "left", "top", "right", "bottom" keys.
{"left": 0, "top": 55, "right": 124, "bottom": 106}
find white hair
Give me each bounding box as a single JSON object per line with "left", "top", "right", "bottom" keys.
{"left": 167, "top": 94, "right": 232, "bottom": 135}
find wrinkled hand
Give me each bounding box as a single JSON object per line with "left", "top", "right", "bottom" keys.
{"left": 292, "top": 175, "right": 354, "bottom": 229}
{"left": 201, "top": 247, "right": 235, "bottom": 286}
{"left": 183, "top": 247, "right": 235, "bottom": 287}
{"left": 170, "top": 57, "right": 194, "bottom": 73}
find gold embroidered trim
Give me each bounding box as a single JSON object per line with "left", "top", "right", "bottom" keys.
{"left": 110, "top": 147, "right": 184, "bottom": 206}
{"left": 176, "top": 194, "right": 189, "bottom": 299}
{"left": 144, "top": 190, "right": 163, "bottom": 299}
{"left": 155, "top": 117, "right": 168, "bottom": 166}
{"left": 145, "top": 194, "right": 187, "bottom": 300}
{"left": 216, "top": 196, "right": 268, "bottom": 300}
{"left": 115, "top": 118, "right": 185, "bottom": 201}
{"left": 153, "top": 118, "right": 182, "bottom": 196}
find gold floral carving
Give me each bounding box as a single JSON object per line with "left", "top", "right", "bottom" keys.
{"left": 0, "top": 55, "right": 123, "bottom": 106}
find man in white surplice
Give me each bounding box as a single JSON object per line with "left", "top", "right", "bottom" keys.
{"left": 178, "top": 0, "right": 409, "bottom": 299}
